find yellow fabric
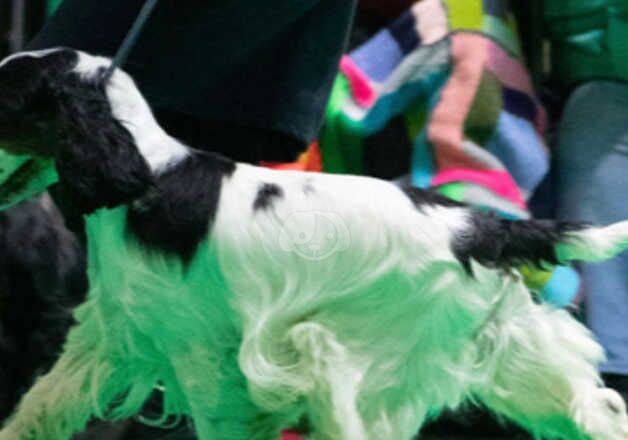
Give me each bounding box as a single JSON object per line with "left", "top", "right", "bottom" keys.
{"left": 445, "top": 0, "right": 483, "bottom": 31}
{"left": 518, "top": 265, "right": 554, "bottom": 291}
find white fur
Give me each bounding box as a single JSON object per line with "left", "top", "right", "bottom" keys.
{"left": 74, "top": 51, "right": 189, "bottom": 173}
{"left": 0, "top": 48, "right": 63, "bottom": 69}
{"left": 557, "top": 221, "right": 628, "bottom": 263}
{"left": 2, "top": 50, "right": 628, "bottom": 440}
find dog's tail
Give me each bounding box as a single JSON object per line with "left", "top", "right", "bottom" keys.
{"left": 554, "top": 220, "right": 628, "bottom": 263}
{"left": 454, "top": 212, "right": 628, "bottom": 272}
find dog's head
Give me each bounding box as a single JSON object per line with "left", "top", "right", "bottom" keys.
{"left": 0, "top": 48, "right": 153, "bottom": 211}
{"left": 0, "top": 48, "right": 76, "bottom": 156}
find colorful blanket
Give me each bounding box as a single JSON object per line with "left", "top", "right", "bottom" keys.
{"left": 287, "top": 0, "right": 578, "bottom": 306}
{"left": 320, "top": 0, "right": 548, "bottom": 218}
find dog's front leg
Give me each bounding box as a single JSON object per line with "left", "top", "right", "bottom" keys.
{"left": 0, "top": 336, "right": 115, "bottom": 440}
{"left": 172, "top": 348, "right": 281, "bottom": 440}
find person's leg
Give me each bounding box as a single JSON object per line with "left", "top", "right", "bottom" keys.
{"left": 555, "top": 81, "right": 628, "bottom": 394}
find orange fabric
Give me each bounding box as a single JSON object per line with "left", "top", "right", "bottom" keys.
{"left": 260, "top": 142, "right": 323, "bottom": 172}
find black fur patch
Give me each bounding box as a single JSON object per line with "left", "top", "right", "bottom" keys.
{"left": 54, "top": 73, "right": 153, "bottom": 213}
{"left": 127, "top": 151, "right": 236, "bottom": 261}
{"left": 401, "top": 186, "right": 586, "bottom": 274}
{"left": 401, "top": 185, "right": 465, "bottom": 210}
{"left": 0, "top": 199, "right": 86, "bottom": 419}
{"left": 0, "top": 50, "right": 78, "bottom": 158}
{"left": 453, "top": 211, "right": 585, "bottom": 274}
{"left": 253, "top": 183, "right": 283, "bottom": 211}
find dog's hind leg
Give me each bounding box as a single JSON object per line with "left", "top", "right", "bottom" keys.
{"left": 472, "top": 284, "right": 628, "bottom": 440}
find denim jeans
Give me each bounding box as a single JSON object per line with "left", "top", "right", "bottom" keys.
{"left": 555, "top": 81, "right": 628, "bottom": 374}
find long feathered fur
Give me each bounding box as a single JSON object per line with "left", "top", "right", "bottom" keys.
{"left": 0, "top": 48, "right": 627, "bottom": 440}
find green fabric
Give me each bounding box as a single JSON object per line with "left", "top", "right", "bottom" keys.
{"left": 0, "top": 150, "right": 57, "bottom": 210}
{"left": 48, "top": 0, "right": 63, "bottom": 15}
{"left": 436, "top": 182, "right": 466, "bottom": 202}
{"left": 545, "top": 0, "right": 628, "bottom": 84}
{"left": 483, "top": 14, "right": 521, "bottom": 56}
{"left": 320, "top": 75, "right": 365, "bottom": 175}
{"left": 464, "top": 70, "right": 503, "bottom": 146}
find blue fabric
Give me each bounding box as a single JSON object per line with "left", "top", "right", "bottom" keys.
{"left": 541, "top": 266, "right": 581, "bottom": 309}
{"left": 486, "top": 112, "right": 549, "bottom": 193}
{"left": 351, "top": 29, "right": 404, "bottom": 82}
{"left": 555, "top": 81, "right": 628, "bottom": 374}
{"left": 412, "top": 132, "right": 435, "bottom": 189}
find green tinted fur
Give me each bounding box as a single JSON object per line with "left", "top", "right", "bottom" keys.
{"left": 5, "top": 206, "right": 301, "bottom": 439}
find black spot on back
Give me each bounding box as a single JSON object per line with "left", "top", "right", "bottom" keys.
{"left": 253, "top": 183, "right": 283, "bottom": 211}
{"left": 127, "top": 151, "right": 236, "bottom": 261}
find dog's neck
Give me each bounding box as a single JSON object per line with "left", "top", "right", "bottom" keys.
{"left": 104, "top": 69, "right": 189, "bottom": 174}
{"left": 74, "top": 51, "right": 190, "bottom": 174}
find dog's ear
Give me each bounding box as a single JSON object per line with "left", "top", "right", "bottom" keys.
{"left": 51, "top": 56, "right": 153, "bottom": 213}
{"left": 0, "top": 49, "right": 78, "bottom": 157}
{"left": 55, "top": 121, "right": 153, "bottom": 213}
{"left": 0, "top": 54, "right": 55, "bottom": 111}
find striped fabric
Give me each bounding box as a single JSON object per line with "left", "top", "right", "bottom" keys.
{"left": 310, "top": 0, "right": 578, "bottom": 307}
{"left": 320, "top": 0, "right": 549, "bottom": 220}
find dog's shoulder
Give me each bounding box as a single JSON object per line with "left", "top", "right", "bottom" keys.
{"left": 127, "top": 151, "right": 236, "bottom": 261}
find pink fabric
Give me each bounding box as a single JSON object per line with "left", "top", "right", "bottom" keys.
{"left": 432, "top": 168, "right": 527, "bottom": 209}
{"left": 535, "top": 105, "right": 548, "bottom": 136}
{"left": 486, "top": 41, "right": 535, "bottom": 97}
{"left": 428, "top": 33, "right": 490, "bottom": 171}
{"left": 341, "top": 55, "right": 377, "bottom": 108}
{"left": 486, "top": 40, "right": 547, "bottom": 134}
{"left": 281, "top": 431, "right": 302, "bottom": 440}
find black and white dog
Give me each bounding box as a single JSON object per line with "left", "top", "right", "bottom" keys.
{"left": 0, "top": 48, "right": 627, "bottom": 440}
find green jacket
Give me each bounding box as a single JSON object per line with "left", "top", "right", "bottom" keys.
{"left": 545, "top": 0, "right": 628, "bottom": 86}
